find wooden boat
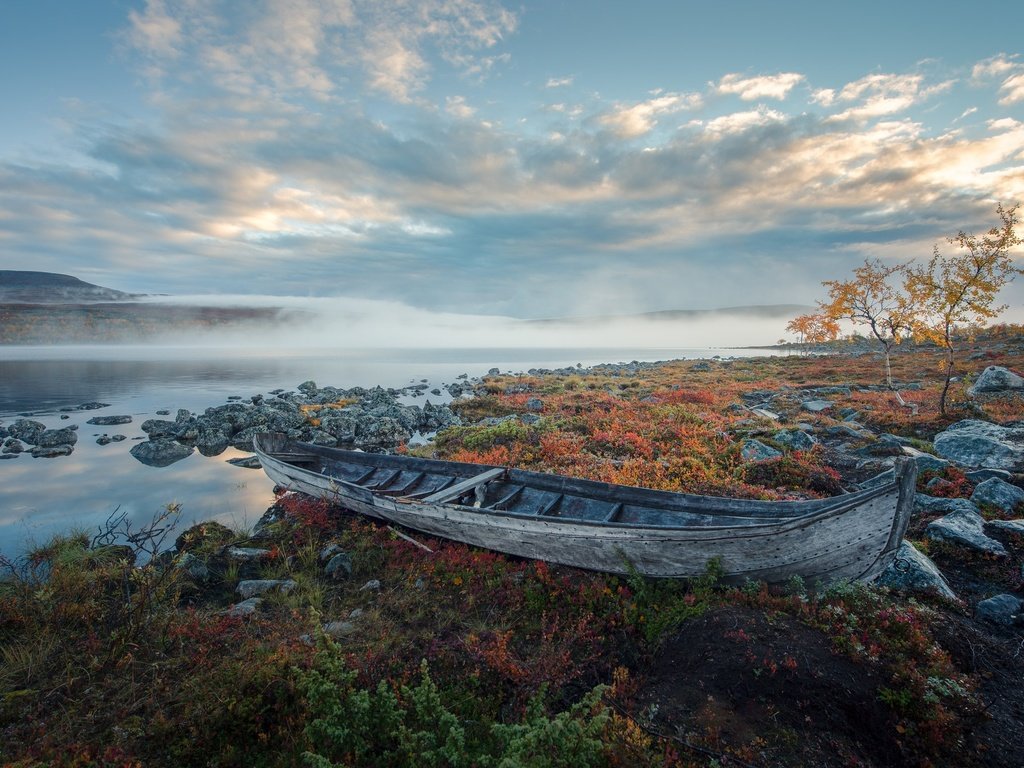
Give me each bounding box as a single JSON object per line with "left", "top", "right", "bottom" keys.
{"left": 253, "top": 433, "right": 917, "bottom": 584}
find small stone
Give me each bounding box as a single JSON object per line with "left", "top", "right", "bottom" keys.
{"left": 236, "top": 579, "right": 297, "bottom": 599}
{"left": 348, "top": 608, "right": 364, "bottom": 619}
{"left": 323, "top": 620, "right": 356, "bottom": 637}
{"left": 226, "top": 546, "right": 273, "bottom": 561}
{"left": 974, "top": 594, "right": 1022, "bottom": 626}
{"left": 360, "top": 579, "right": 381, "bottom": 591}
{"left": 801, "top": 399, "right": 834, "bottom": 413}
{"left": 325, "top": 552, "right": 353, "bottom": 580}
{"left": 319, "top": 543, "right": 345, "bottom": 562}
{"left": 226, "top": 455, "right": 262, "bottom": 469}
{"left": 226, "top": 597, "right": 263, "bottom": 617}
{"left": 525, "top": 398, "right": 543, "bottom": 412}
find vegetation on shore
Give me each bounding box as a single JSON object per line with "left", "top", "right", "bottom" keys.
{"left": 2, "top": 332, "right": 1023, "bottom": 767}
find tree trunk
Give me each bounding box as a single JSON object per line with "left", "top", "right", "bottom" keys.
{"left": 883, "top": 346, "right": 893, "bottom": 389}
{"left": 939, "top": 344, "right": 954, "bottom": 416}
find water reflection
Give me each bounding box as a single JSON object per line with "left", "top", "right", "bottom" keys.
{"left": 0, "top": 346, "right": 783, "bottom": 557}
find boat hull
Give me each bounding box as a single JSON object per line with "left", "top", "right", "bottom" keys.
{"left": 255, "top": 435, "right": 915, "bottom": 583}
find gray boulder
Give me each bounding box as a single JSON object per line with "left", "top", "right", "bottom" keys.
{"left": 914, "top": 494, "right": 980, "bottom": 516}
{"left": 8, "top": 419, "right": 45, "bottom": 444}
{"left": 987, "top": 519, "right": 1024, "bottom": 534}
{"left": 195, "top": 426, "right": 230, "bottom": 456}
{"left": 323, "top": 620, "right": 357, "bottom": 637}
{"left": 876, "top": 541, "right": 956, "bottom": 600}
{"left": 974, "top": 593, "right": 1022, "bottom": 625}
{"left": 422, "top": 402, "right": 461, "bottom": 431}
{"left": 970, "top": 477, "right": 1024, "bottom": 512}
{"left": 925, "top": 508, "right": 1008, "bottom": 556}
{"left": 900, "top": 446, "right": 949, "bottom": 473}
{"left": 177, "top": 552, "right": 210, "bottom": 582}
{"left": 86, "top": 415, "right": 133, "bottom": 426}
{"left": 773, "top": 429, "right": 817, "bottom": 451}
{"left": 236, "top": 579, "right": 297, "bottom": 599}
{"left": 141, "top": 419, "right": 178, "bottom": 438}
{"left": 968, "top": 365, "right": 1024, "bottom": 397}
{"left": 130, "top": 439, "right": 194, "bottom": 467}
{"left": 35, "top": 427, "right": 78, "bottom": 447}
{"left": 31, "top": 444, "right": 74, "bottom": 458}
{"left": 740, "top": 439, "right": 782, "bottom": 462}
{"left": 932, "top": 419, "right": 1024, "bottom": 471}
{"left": 354, "top": 417, "right": 410, "bottom": 450}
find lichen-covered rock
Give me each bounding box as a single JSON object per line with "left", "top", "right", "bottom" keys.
{"left": 970, "top": 477, "right": 1024, "bottom": 513}
{"left": 900, "top": 446, "right": 949, "bottom": 473}
{"left": 226, "top": 597, "right": 263, "bottom": 617}
{"left": 35, "top": 427, "right": 78, "bottom": 447}
{"left": 967, "top": 365, "right": 1024, "bottom": 396}
{"left": 87, "top": 415, "right": 133, "bottom": 425}
{"left": 740, "top": 439, "right": 782, "bottom": 462}
{"left": 773, "top": 429, "right": 817, "bottom": 451}
{"left": 7, "top": 419, "right": 45, "bottom": 445}
{"left": 325, "top": 552, "right": 353, "bottom": 580}
{"left": 2, "top": 438, "right": 25, "bottom": 454}
{"left": 176, "top": 552, "right": 210, "bottom": 582}
{"left": 932, "top": 419, "right": 1024, "bottom": 471}
{"left": 986, "top": 518, "right": 1024, "bottom": 534}
{"left": 130, "top": 439, "right": 194, "bottom": 467}
{"left": 876, "top": 541, "right": 956, "bottom": 600}
{"left": 974, "top": 593, "right": 1022, "bottom": 625}
{"left": 353, "top": 417, "right": 410, "bottom": 450}
{"left": 236, "top": 579, "right": 297, "bottom": 599}
{"left": 141, "top": 419, "right": 178, "bottom": 438}
{"left": 226, "top": 546, "right": 273, "bottom": 561}
{"left": 926, "top": 508, "right": 1007, "bottom": 556}
{"left": 31, "top": 444, "right": 74, "bottom": 458}
{"left": 800, "top": 399, "right": 834, "bottom": 413}
{"left": 914, "top": 494, "right": 982, "bottom": 516}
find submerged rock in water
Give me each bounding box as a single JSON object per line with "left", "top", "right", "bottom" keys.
{"left": 86, "top": 415, "right": 133, "bottom": 426}
{"left": 31, "top": 444, "right": 74, "bottom": 458}
{"left": 130, "top": 439, "right": 194, "bottom": 467}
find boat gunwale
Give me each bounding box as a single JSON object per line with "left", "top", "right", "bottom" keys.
{"left": 254, "top": 434, "right": 907, "bottom": 535}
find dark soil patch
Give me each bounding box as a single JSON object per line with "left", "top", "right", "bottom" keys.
{"left": 929, "top": 611, "right": 1024, "bottom": 768}
{"left": 636, "top": 606, "right": 904, "bottom": 767}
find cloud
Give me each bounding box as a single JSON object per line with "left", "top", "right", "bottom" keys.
{"left": 598, "top": 93, "right": 703, "bottom": 138}
{"left": 124, "top": 0, "right": 517, "bottom": 103}
{"left": 546, "top": 76, "right": 573, "bottom": 88}
{"left": 825, "top": 73, "right": 953, "bottom": 122}
{"left": 445, "top": 95, "right": 476, "bottom": 118}
{"left": 998, "top": 73, "right": 1024, "bottom": 105}
{"left": 716, "top": 72, "right": 805, "bottom": 100}
{"left": 971, "top": 53, "right": 1019, "bottom": 82}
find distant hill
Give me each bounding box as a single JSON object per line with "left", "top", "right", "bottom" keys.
{"left": 0, "top": 270, "right": 138, "bottom": 303}
{"left": 531, "top": 304, "right": 811, "bottom": 325}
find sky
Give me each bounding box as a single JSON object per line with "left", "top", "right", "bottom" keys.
{"left": 1, "top": 0, "right": 1022, "bottom": 319}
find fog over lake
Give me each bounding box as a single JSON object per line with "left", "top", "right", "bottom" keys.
{"left": 0, "top": 303, "right": 794, "bottom": 557}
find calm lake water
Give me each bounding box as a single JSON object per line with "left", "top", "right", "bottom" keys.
{"left": 0, "top": 345, "right": 782, "bottom": 558}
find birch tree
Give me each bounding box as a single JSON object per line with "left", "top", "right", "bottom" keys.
{"left": 820, "top": 259, "right": 917, "bottom": 388}
{"left": 906, "top": 203, "right": 1022, "bottom": 415}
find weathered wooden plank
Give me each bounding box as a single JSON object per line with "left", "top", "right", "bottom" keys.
{"left": 485, "top": 485, "right": 524, "bottom": 511}
{"left": 420, "top": 467, "right": 506, "bottom": 504}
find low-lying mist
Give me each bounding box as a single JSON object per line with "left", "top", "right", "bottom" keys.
{"left": 142, "top": 294, "right": 798, "bottom": 351}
